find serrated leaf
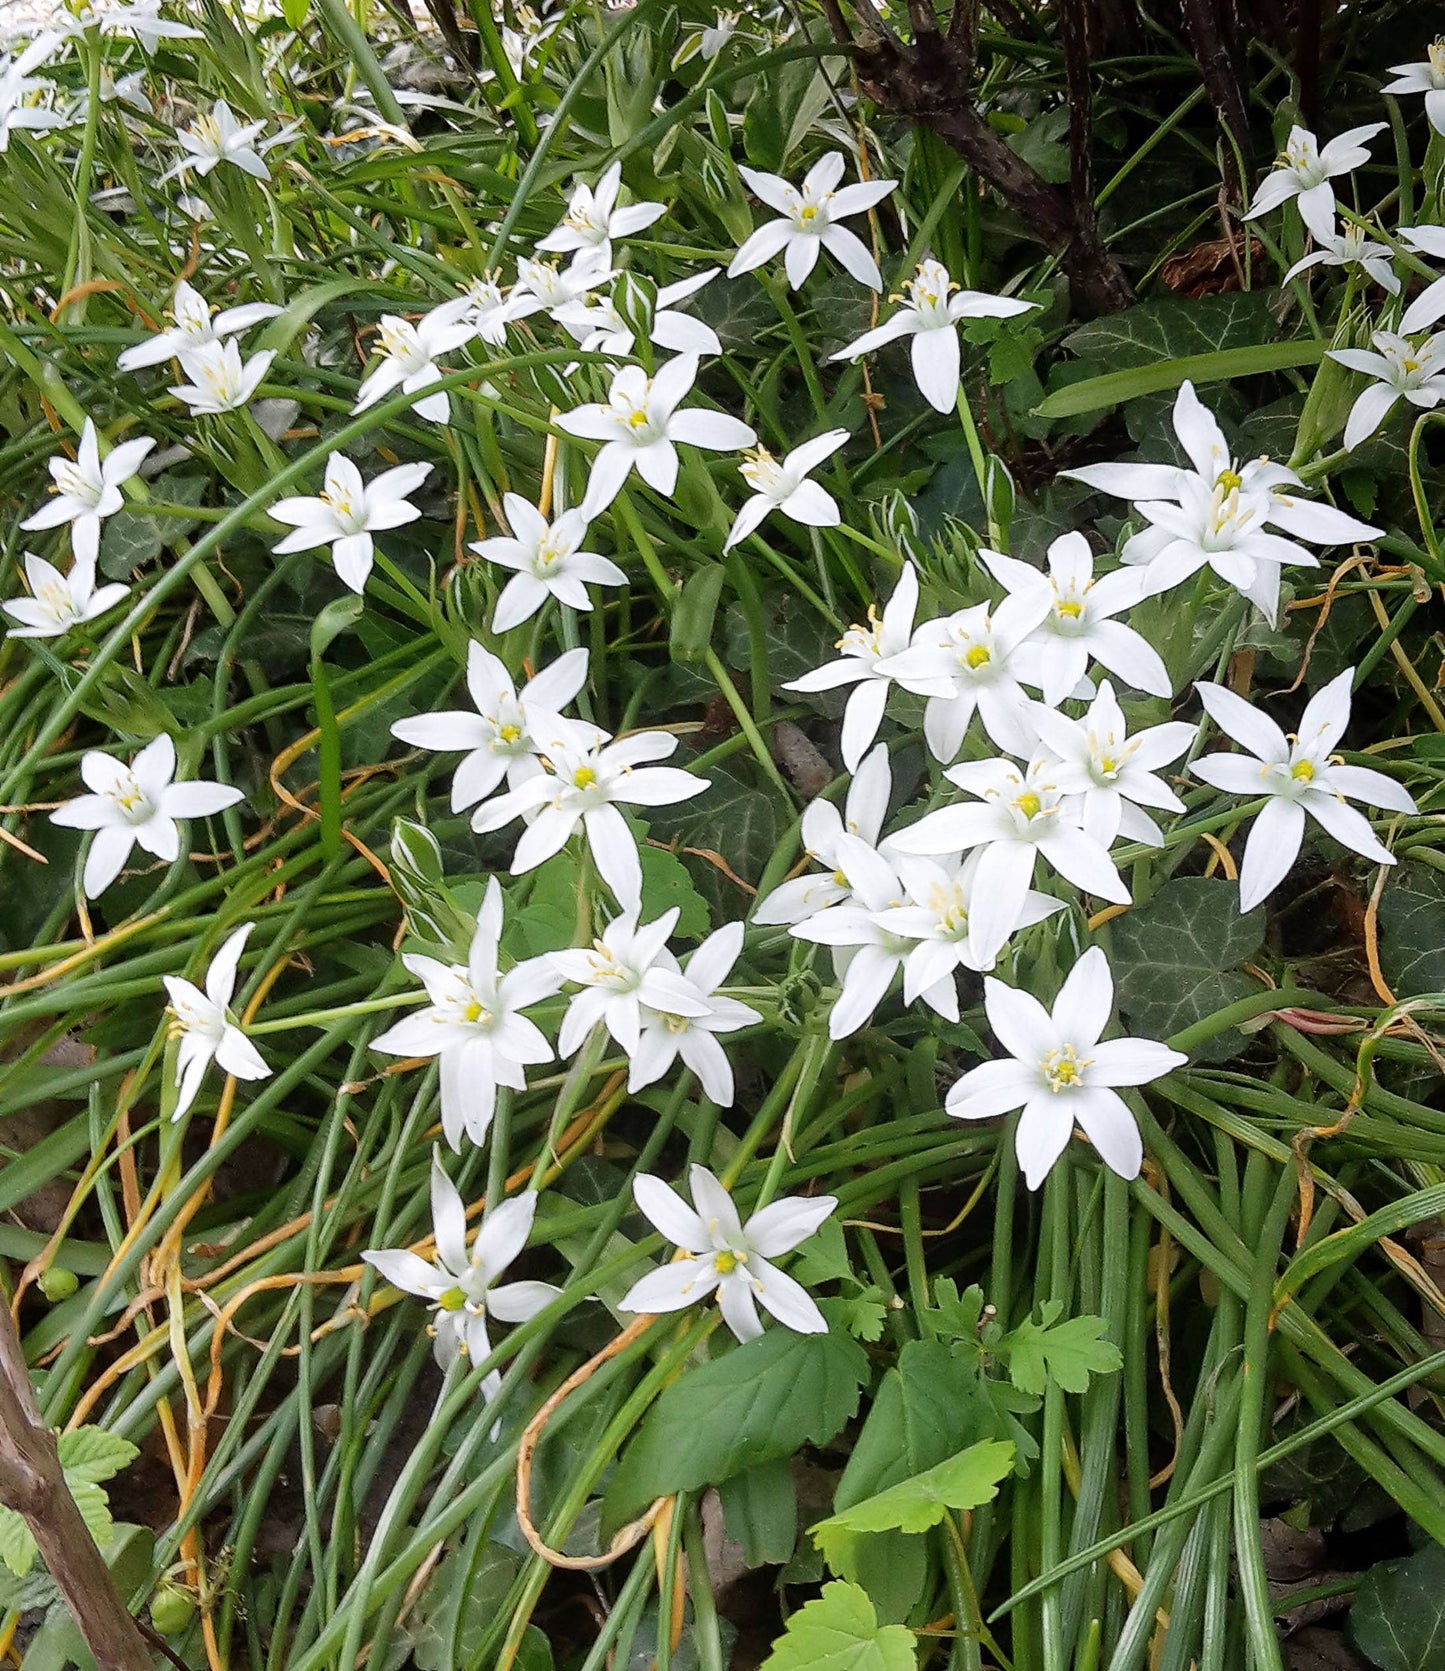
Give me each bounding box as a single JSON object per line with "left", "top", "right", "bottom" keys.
{"left": 0, "top": 1508, "right": 37, "bottom": 1578}
{"left": 1001, "top": 1303, "right": 1122, "bottom": 1396}
{"left": 56, "top": 1427, "right": 139, "bottom": 1485}
{"left": 759, "top": 1581, "right": 917, "bottom": 1671}
{"left": 602, "top": 1328, "right": 868, "bottom": 1532}
{"left": 1110, "top": 877, "right": 1265, "bottom": 1063}
{"left": 926, "top": 1279, "right": 986, "bottom": 1344}
{"left": 811, "top": 1441, "right": 1014, "bottom": 1580}
{"left": 1350, "top": 1541, "right": 1445, "bottom": 1669}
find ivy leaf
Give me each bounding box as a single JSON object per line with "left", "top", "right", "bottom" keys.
{"left": 1109, "top": 877, "right": 1265, "bottom": 1063}
{"left": 1061, "top": 292, "right": 1276, "bottom": 373}
{"left": 759, "top": 1581, "right": 917, "bottom": 1671}
{"left": 1000, "top": 1302, "right": 1122, "bottom": 1396}
{"left": 811, "top": 1442, "right": 1015, "bottom": 1581}
{"left": 1376, "top": 866, "right": 1445, "bottom": 1000}
{"left": 1350, "top": 1541, "right": 1445, "bottom": 1669}
{"left": 602, "top": 1329, "right": 868, "bottom": 1533}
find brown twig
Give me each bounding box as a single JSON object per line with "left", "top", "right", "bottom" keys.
{"left": 0, "top": 1305, "right": 154, "bottom": 1670}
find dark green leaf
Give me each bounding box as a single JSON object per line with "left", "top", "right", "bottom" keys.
{"left": 719, "top": 1459, "right": 798, "bottom": 1567}
{"left": 1351, "top": 1541, "right": 1445, "bottom": 1670}
{"left": 1377, "top": 867, "right": 1445, "bottom": 999}
{"left": 602, "top": 1328, "right": 868, "bottom": 1531}
{"left": 1110, "top": 877, "right": 1265, "bottom": 1063}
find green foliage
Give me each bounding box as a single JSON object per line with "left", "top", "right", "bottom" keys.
{"left": 603, "top": 1328, "right": 869, "bottom": 1529}
{"left": 759, "top": 1581, "right": 917, "bottom": 1671}
{"left": 811, "top": 1441, "right": 1014, "bottom": 1580}
{"left": 1001, "top": 1302, "right": 1123, "bottom": 1396}
{"left": 1351, "top": 1542, "right": 1445, "bottom": 1670}
{"left": 1109, "top": 877, "right": 1266, "bottom": 1062}
{"left": 0, "top": 1429, "right": 137, "bottom": 1578}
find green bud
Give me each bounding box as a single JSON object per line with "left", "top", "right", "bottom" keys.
{"left": 669, "top": 562, "right": 726, "bottom": 666}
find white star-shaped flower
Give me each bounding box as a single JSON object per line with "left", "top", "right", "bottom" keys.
{"left": 162, "top": 922, "right": 270, "bottom": 1122}
{"left": 1384, "top": 39, "right": 1445, "bottom": 136}
{"left": 725, "top": 428, "right": 847, "bottom": 549}
{"left": 537, "top": 161, "right": 666, "bottom": 263}
{"left": 391, "top": 642, "right": 597, "bottom": 813}
{"left": 471, "top": 494, "right": 625, "bottom": 633}
{"left": 369, "top": 879, "right": 561, "bottom": 1148}
{"left": 3, "top": 551, "right": 129, "bottom": 639}
{"left": 618, "top": 1165, "right": 835, "bottom": 1342}
{"left": 168, "top": 339, "right": 277, "bottom": 415}
{"left": 269, "top": 453, "right": 432, "bottom": 593}
{"left": 21, "top": 418, "right": 154, "bottom": 565}
{"left": 364, "top": 1156, "right": 560, "bottom": 1379}
{"left": 556, "top": 353, "right": 756, "bottom": 519}
{"left": 1329, "top": 329, "right": 1445, "bottom": 451}
{"left": 728, "top": 152, "right": 897, "bottom": 290}
{"left": 353, "top": 310, "right": 475, "bottom": 426}
{"left": 948, "top": 946, "right": 1186, "bottom": 1188}
{"left": 50, "top": 734, "right": 245, "bottom": 898}
{"left": 117, "top": 278, "right": 280, "bottom": 373}
{"left": 1242, "top": 122, "right": 1384, "bottom": 240}
{"left": 783, "top": 562, "right": 918, "bottom": 771}
{"left": 1190, "top": 669, "right": 1417, "bottom": 911}
{"left": 831, "top": 258, "right": 1035, "bottom": 411}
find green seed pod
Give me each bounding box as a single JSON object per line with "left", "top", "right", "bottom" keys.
{"left": 149, "top": 1584, "right": 197, "bottom": 1637}
{"left": 38, "top": 1266, "right": 78, "bottom": 1303}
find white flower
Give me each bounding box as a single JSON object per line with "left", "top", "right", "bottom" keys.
{"left": 1283, "top": 222, "right": 1400, "bottom": 296}
{"left": 784, "top": 562, "right": 918, "bottom": 771}
{"left": 117, "top": 279, "right": 281, "bottom": 373}
{"left": 1384, "top": 40, "right": 1445, "bottom": 136}
{"left": 830, "top": 258, "right": 1035, "bottom": 411}
{"left": 1329, "top": 329, "right": 1445, "bottom": 450}
{"left": 269, "top": 453, "right": 431, "bottom": 593}
{"left": 724, "top": 428, "right": 847, "bottom": 550}
{"left": 168, "top": 339, "right": 277, "bottom": 415}
{"left": 472, "top": 732, "right": 709, "bottom": 911}
{"left": 537, "top": 161, "right": 666, "bottom": 263}
{"left": 555, "top": 269, "right": 721, "bottom": 360}
{"left": 471, "top": 494, "right": 625, "bottom": 633}
{"left": 3, "top": 552, "right": 129, "bottom": 639}
{"left": 162, "top": 922, "right": 270, "bottom": 1122}
{"left": 674, "top": 9, "right": 747, "bottom": 65}
{"left": 513, "top": 249, "right": 614, "bottom": 319}
{"left": 0, "top": 36, "right": 65, "bottom": 150}
{"left": 363, "top": 1156, "right": 560, "bottom": 1379}
{"left": 753, "top": 741, "right": 895, "bottom": 925}
{"left": 1030, "top": 682, "right": 1195, "bottom": 848}
{"left": 550, "top": 906, "right": 712, "bottom": 1058}
{"left": 889, "top": 754, "right": 1130, "bottom": 966}
{"left": 790, "top": 835, "right": 953, "bottom": 1035}
{"left": 1190, "top": 669, "right": 1416, "bottom": 912}
{"left": 74, "top": 0, "right": 202, "bottom": 46}
{"left": 878, "top": 586, "right": 1053, "bottom": 762}
{"left": 1064, "top": 380, "right": 1379, "bottom": 624}
{"left": 980, "top": 534, "right": 1171, "bottom": 706}
{"left": 618, "top": 1165, "right": 834, "bottom": 1342}
{"left": 1242, "top": 122, "right": 1384, "bottom": 241}
{"left": 1397, "top": 227, "right": 1445, "bottom": 336}
{"left": 353, "top": 311, "right": 475, "bottom": 426}
{"left": 948, "top": 946, "right": 1187, "bottom": 1189}
{"left": 21, "top": 418, "right": 154, "bottom": 565}
{"left": 628, "top": 921, "right": 761, "bottom": 1104}
{"left": 876, "top": 849, "right": 1066, "bottom": 994}
{"left": 728, "top": 152, "right": 897, "bottom": 290}
{"left": 50, "top": 733, "right": 245, "bottom": 898}
{"left": 557, "top": 354, "right": 756, "bottom": 519}
{"left": 391, "top": 643, "right": 595, "bottom": 813}
{"left": 432, "top": 273, "right": 543, "bottom": 347}
{"left": 370, "top": 879, "right": 561, "bottom": 1148}
{"left": 163, "top": 99, "right": 278, "bottom": 184}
